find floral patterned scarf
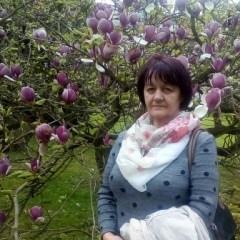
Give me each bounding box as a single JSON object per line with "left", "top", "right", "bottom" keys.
{"left": 116, "top": 112, "right": 200, "bottom": 192}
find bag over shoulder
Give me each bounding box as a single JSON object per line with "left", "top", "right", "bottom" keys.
{"left": 188, "top": 128, "right": 237, "bottom": 240}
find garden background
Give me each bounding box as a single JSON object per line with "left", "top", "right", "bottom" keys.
{"left": 0, "top": 0, "right": 240, "bottom": 239}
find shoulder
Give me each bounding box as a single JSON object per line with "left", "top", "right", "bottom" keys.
{"left": 194, "top": 129, "right": 217, "bottom": 156}
{"left": 115, "top": 130, "right": 127, "bottom": 144}
{"left": 197, "top": 130, "right": 215, "bottom": 143}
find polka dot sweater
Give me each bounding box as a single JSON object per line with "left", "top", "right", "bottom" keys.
{"left": 97, "top": 130, "right": 219, "bottom": 239}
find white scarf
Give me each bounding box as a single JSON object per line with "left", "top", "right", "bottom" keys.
{"left": 116, "top": 112, "right": 200, "bottom": 192}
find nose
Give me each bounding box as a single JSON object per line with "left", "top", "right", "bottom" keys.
{"left": 153, "top": 89, "right": 163, "bottom": 100}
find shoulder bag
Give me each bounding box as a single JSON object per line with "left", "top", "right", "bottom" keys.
{"left": 188, "top": 128, "right": 237, "bottom": 240}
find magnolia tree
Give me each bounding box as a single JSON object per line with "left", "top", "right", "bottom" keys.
{"left": 0, "top": 0, "right": 240, "bottom": 238}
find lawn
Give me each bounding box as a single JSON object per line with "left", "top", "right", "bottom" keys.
{"left": 0, "top": 143, "right": 101, "bottom": 240}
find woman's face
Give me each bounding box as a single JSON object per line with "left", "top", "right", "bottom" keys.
{"left": 144, "top": 77, "right": 182, "bottom": 128}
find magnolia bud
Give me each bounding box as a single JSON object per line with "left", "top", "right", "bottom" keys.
{"left": 0, "top": 156, "right": 11, "bottom": 177}
{"left": 21, "top": 86, "right": 35, "bottom": 103}
{"left": 56, "top": 72, "right": 68, "bottom": 86}
{"left": 62, "top": 88, "right": 78, "bottom": 104}
{"left": 35, "top": 123, "right": 53, "bottom": 143}
{"left": 29, "top": 206, "right": 44, "bottom": 222}
{"left": 0, "top": 211, "right": 6, "bottom": 225}
{"left": 56, "top": 126, "right": 69, "bottom": 144}
{"left": 26, "top": 158, "right": 39, "bottom": 174}
{"left": 33, "top": 28, "right": 47, "bottom": 43}
{"left": 10, "top": 66, "right": 22, "bottom": 80}
{"left": 211, "top": 73, "right": 226, "bottom": 89}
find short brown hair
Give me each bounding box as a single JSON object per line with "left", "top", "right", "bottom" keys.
{"left": 137, "top": 55, "right": 192, "bottom": 110}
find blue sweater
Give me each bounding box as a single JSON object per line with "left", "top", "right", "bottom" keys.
{"left": 97, "top": 130, "right": 219, "bottom": 239}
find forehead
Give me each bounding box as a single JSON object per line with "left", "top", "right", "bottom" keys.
{"left": 145, "top": 76, "right": 171, "bottom": 86}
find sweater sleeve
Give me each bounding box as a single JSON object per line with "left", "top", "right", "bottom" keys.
{"left": 97, "top": 131, "right": 126, "bottom": 236}
{"left": 189, "top": 131, "right": 219, "bottom": 228}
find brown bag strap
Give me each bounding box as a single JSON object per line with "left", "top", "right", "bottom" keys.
{"left": 188, "top": 128, "right": 205, "bottom": 171}
{"left": 188, "top": 128, "right": 223, "bottom": 240}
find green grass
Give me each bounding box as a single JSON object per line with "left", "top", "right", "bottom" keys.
{"left": 0, "top": 145, "right": 101, "bottom": 240}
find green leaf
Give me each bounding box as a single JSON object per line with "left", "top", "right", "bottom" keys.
{"left": 52, "top": 84, "right": 61, "bottom": 93}
{"left": 51, "top": 144, "right": 64, "bottom": 150}
{"left": 60, "top": 58, "right": 67, "bottom": 65}
{"left": 121, "top": 100, "right": 129, "bottom": 104}
{"left": 35, "top": 99, "right": 46, "bottom": 105}
{"left": 7, "top": 107, "right": 12, "bottom": 116}
{"left": 7, "top": 170, "right": 24, "bottom": 178}
{"left": 145, "top": 3, "right": 155, "bottom": 13}
{"left": 71, "top": 127, "right": 79, "bottom": 134}
{"left": 17, "top": 172, "right": 32, "bottom": 179}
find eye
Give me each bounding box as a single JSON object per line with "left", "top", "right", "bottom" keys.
{"left": 147, "top": 87, "right": 155, "bottom": 92}
{"left": 163, "top": 87, "right": 173, "bottom": 93}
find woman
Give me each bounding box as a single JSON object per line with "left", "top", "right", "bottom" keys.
{"left": 97, "top": 55, "right": 219, "bottom": 240}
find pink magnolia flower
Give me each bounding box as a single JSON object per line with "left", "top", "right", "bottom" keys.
{"left": 175, "top": 0, "right": 189, "bottom": 13}
{"left": 103, "top": 133, "right": 112, "bottom": 146}
{"left": 189, "top": 5, "right": 201, "bottom": 17}
{"left": 176, "top": 26, "right": 189, "bottom": 40}
{"left": 55, "top": 126, "right": 69, "bottom": 144}
{"left": 0, "top": 29, "right": 6, "bottom": 39}
{"left": 60, "top": 45, "right": 71, "bottom": 56}
{"left": 67, "top": 83, "right": 78, "bottom": 92}
{"left": 204, "top": 22, "right": 219, "bottom": 39}
{"left": 205, "top": 88, "right": 222, "bottom": 111}
{"left": 10, "top": 66, "right": 22, "bottom": 80}
{"left": 1, "top": 9, "right": 8, "bottom": 18}
{"left": 211, "top": 57, "right": 228, "bottom": 72}
{"left": 98, "top": 73, "right": 108, "bottom": 87}
{"left": 52, "top": 57, "right": 60, "bottom": 68}
{"left": 98, "top": 19, "right": 114, "bottom": 35}
{"left": 96, "top": 10, "right": 108, "bottom": 20}
{"left": 35, "top": 123, "right": 53, "bottom": 143}
{"left": 144, "top": 26, "right": 157, "bottom": 44}
{"left": 129, "top": 13, "right": 139, "bottom": 26}
{"left": 217, "top": 38, "right": 225, "bottom": 50}
{"left": 134, "top": 2, "right": 141, "bottom": 10}
{"left": 56, "top": 72, "right": 68, "bottom": 86}
{"left": 211, "top": 73, "right": 227, "bottom": 89}
{"left": 159, "top": 27, "right": 171, "bottom": 44}
{"left": 62, "top": 88, "right": 78, "bottom": 104}
{"left": 202, "top": 43, "right": 215, "bottom": 55}
{"left": 162, "top": 20, "right": 172, "bottom": 27}
{"left": 119, "top": 12, "right": 129, "bottom": 28}
{"left": 33, "top": 28, "right": 47, "bottom": 43}
{"left": 29, "top": 206, "right": 44, "bottom": 222}
{"left": 192, "top": 84, "right": 199, "bottom": 95}
{"left": 26, "top": 158, "right": 39, "bottom": 174}
{"left": 99, "top": 43, "right": 120, "bottom": 60}
{"left": 231, "top": 15, "right": 239, "bottom": 29}
{"left": 125, "top": 47, "right": 142, "bottom": 64}
{"left": 108, "top": 31, "right": 122, "bottom": 45}
{"left": 0, "top": 63, "right": 10, "bottom": 78}
{"left": 0, "top": 211, "right": 6, "bottom": 225}
{"left": 123, "top": 0, "right": 134, "bottom": 7}
{"left": 0, "top": 156, "right": 11, "bottom": 177}
{"left": 86, "top": 17, "right": 98, "bottom": 34}
{"left": 194, "top": 88, "right": 223, "bottom": 118}
{"left": 21, "top": 86, "right": 35, "bottom": 103}
{"left": 176, "top": 56, "right": 189, "bottom": 68}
